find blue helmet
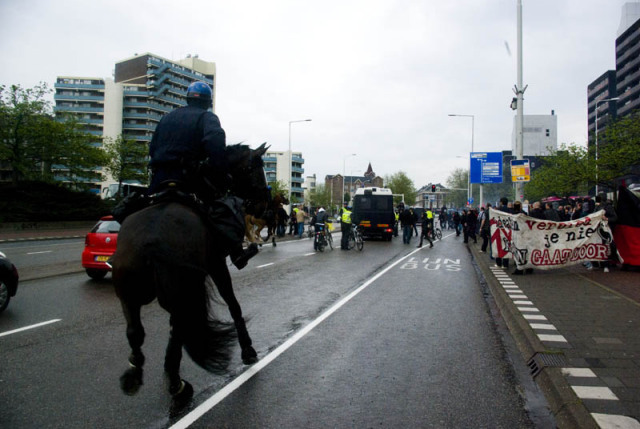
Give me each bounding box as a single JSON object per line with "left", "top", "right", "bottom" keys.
{"left": 186, "top": 81, "right": 212, "bottom": 102}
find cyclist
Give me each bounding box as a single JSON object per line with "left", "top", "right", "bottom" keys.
{"left": 340, "top": 203, "right": 353, "bottom": 250}
{"left": 417, "top": 210, "right": 434, "bottom": 248}
{"left": 314, "top": 207, "right": 329, "bottom": 250}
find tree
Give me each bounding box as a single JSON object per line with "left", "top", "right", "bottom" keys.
{"left": 524, "top": 144, "right": 589, "bottom": 201}
{"left": 268, "top": 179, "right": 289, "bottom": 200}
{"left": 0, "top": 83, "right": 105, "bottom": 188}
{"left": 0, "top": 83, "right": 51, "bottom": 185}
{"left": 308, "top": 183, "right": 332, "bottom": 210}
{"left": 385, "top": 171, "right": 416, "bottom": 205}
{"left": 102, "top": 134, "right": 149, "bottom": 197}
{"left": 593, "top": 112, "right": 640, "bottom": 193}
{"left": 445, "top": 168, "right": 468, "bottom": 208}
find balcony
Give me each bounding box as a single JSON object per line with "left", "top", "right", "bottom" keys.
{"left": 292, "top": 155, "right": 304, "bottom": 163}
{"left": 54, "top": 105, "right": 104, "bottom": 114}
{"left": 54, "top": 94, "right": 104, "bottom": 102}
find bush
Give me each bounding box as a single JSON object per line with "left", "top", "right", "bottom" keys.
{"left": 0, "top": 181, "right": 114, "bottom": 222}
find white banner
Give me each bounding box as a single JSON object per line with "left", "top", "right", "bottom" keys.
{"left": 489, "top": 209, "right": 614, "bottom": 270}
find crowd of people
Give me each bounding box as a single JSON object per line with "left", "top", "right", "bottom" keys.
{"left": 427, "top": 195, "right": 619, "bottom": 274}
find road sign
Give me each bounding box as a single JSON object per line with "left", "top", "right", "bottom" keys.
{"left": 468, "top": 198, "right": 474, "bottom": 204}
{"left": 470, "top": 152, "right": 503, "bottom": 184}
{"left": 510, "top": 159, "right": 531, "bottom": 182}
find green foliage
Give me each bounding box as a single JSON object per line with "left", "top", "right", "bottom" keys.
{"left": 267, "top": 179, "right": 289, "bottom": 200}
{"left": 309, "top": 183, "right": 332, "bottom": 209}
{"left": 595, "top": 112, "right": 640, "bottom": 191}
{"left": 102, "top": 134, "right": 149, "bottom": 197}
{"left": 0, "top": 83, "right": 105, "bottom": 188}
{"left": 445, "top": 168, "right": 468, "bottom": 208}
{"left": 0, "top": 181, "right": 113, "bottom": 222}
{"left": 385, "top": 171, "right": 416, "bottom": 205}
{"left": 524, "top": 144, "right": 589, "bottom": 201}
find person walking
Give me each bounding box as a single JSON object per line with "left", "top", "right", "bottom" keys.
{"left": 452, "top": 210, "right": 461, "bottom": 237}
{"left": 276, "top": 204, "right": 288, "bottom": 237}
{"left": 494, "top": 197, "right": 511, "bottom": 269}
{"left": 479, "top": 203, "right": 492, "bottom": 252}
{"left": 340, "top": 203, "right": 353, "bottom": 250}
{"left": 399, "top": 205, "right": 415, "bottom": 244}
{"left": 295, "top": 205, "right": 307, "bottom": 238}
{"left": 417, "top": 211, "right": 434, "bottom": 248}
{"left": 544, "top": 202, "right": 560, "bottom": 221}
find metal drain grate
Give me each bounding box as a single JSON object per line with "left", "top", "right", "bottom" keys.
{"left": 527, "top": 352, "right": 567, "bottom": 378}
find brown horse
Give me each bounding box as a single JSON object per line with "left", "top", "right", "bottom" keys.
{"left": 111, "top": 143, "right": 269, "bottom": 403}
{"left": 245, "top": 193, "right": 289, "bottom": 247}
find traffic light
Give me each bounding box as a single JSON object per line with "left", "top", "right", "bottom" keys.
{"left": 431, "top": 185, "right": 436, "bottom": 192}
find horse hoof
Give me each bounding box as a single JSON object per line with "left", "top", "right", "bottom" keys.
{"left": 242, "top": 347, "right": 259, "bottom": 365}
{"left": 120, "top": 366, "right": 144, "bottom": 396}
{"left": 169, "top": 380, "right": 194, "bottom": 413}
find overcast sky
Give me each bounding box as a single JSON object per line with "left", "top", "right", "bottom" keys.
{"left": 1, "top": 0, "right": 635, "bottom": 188}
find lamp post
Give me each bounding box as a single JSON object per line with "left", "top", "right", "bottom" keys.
{"left": 594, "top": 97, "right": 618, "bottom": 196}
{"left": 342, "top": 153, "right": 356, "bottom": 208}
{"left": 288, "top": 119, "right": 312, "bottom": 206}
{"left": 448, "top": 114, "right": 474, "bottom": 205}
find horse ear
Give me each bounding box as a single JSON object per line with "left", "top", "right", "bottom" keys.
{"left": 255, "top": 142, "right": 269, "bottom": 157}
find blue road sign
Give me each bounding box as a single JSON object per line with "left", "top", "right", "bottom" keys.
{"left": 470, "top": 152, "right": 503, "bottom": 184}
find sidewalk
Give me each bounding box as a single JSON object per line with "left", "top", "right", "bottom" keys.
{"left": 468, "top": 240, "right": 640, "bottom": 429}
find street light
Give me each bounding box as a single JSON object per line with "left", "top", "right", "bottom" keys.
{"left": 342, "top": 153, "right": 356, "bottom": 208}
{"left": 594, "top": 97, "right": 619, "bottom": 196}
{"left": 288, "top": 119, "right": 312, "bottom": 206}
{"left": 448, "top": 114, "right": 475, "bottom": 205}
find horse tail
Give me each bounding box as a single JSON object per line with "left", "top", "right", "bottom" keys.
{"left": 151, "top": 253, "right": 236, "bottom": 374}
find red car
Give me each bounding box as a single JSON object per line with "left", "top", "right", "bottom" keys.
{"left": 82, "top": 215, "right": 120, "bottom": 279}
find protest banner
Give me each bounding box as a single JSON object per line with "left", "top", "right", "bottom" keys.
{"left": 489, "top": 209, "right": 615, "bottom": 270}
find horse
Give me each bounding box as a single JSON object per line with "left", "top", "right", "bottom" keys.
{"left": 245, "top": 193, "right": 289, "bottom": 247}
{"left": 111, "top": 142, "right": 269, "bottom": 402}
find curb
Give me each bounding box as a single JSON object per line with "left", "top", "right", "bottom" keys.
{"left": 468, "top": 243, "right": 598, "bottom": 429}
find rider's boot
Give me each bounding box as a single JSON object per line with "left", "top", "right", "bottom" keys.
{"left": 230, "top": 243, "right": 259, "bottom": 270}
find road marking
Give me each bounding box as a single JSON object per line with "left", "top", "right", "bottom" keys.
{"left": 304, "top": 253, "right": 316, "bottom": 256}
{"left": 256, "top": 263, "right": 274, "bottom": 268}
{"left": 538, "top": 334, "right": 568, "bottom": 343}
{"left": 0, "top": 319, "right": 61, "bottom": 338}
{"left": 170, "top": 247, "right": 422, "bottom": 429}
{"left": 562, "top": 368, "right": 597, "bottom": 378}
{"left": 571, "top": 386, "right": 618, "bottom": 400}
{"left": 27, "top": 251, "right": 53, "bottom": 255}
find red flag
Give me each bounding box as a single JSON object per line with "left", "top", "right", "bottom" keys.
{"left": 613, "top": 186, "right": 640, "bottom": 267}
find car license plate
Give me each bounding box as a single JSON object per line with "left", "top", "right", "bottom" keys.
{"left": 95, "top": 255, "right": 110, "bottom": 262}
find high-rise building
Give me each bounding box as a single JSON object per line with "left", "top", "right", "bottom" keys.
{"left": 262, "top": 150, "right": 305, "bottom": 203}
{"left": 511, "top": 112, "right": 557, "bottom": 156}
{"left": 54, "top": 53, "right": 216, "bottom": 194}
{"left": 587, "top": 70, "right": 618, "bottom": 139}
{"left": 616, "top": 16, "right": 640, "bottom": 118}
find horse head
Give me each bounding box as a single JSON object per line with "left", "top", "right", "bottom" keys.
{"left": 226, "top": 142, "right": 270, "bottom": 209}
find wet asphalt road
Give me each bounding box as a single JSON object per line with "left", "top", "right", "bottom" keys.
{"left": 0, "top": 231, "right": 550, "bottom": 428}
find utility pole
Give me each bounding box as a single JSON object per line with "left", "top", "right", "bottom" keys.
{"left": 514, "top": 0, "right": 527, "bottom": 203}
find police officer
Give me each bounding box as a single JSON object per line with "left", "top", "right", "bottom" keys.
{"left": 418, "top": 209, "right": 434, "bottom": 248}
{"left": 148, "top": 81, "right": 257, "bottom": 270}
{"left": 341, "top": 203, "right": 353, "bottom": 250}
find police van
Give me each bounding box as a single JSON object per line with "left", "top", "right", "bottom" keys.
{"left": 352, "top": 187, "right": 395, "bottom": 241}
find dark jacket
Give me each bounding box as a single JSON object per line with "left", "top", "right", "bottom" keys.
{"left": 544, "top": 208, "right": 560, "bottom": 221}
{"left": 399, "top": 209, "right": 415, "bottom": 226}
{"left": 149, "top": 105, "right": 226, "bottom": 193}
{"left": 530, "top": 207, "right": 546, "bottom": 219}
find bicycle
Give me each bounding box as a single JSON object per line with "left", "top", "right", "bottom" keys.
{"left": 432, "top": 225, "right": 442, "bottom": 240}
{"left": 347, "top": 225, "right": 364, "bottom": 251}
{"left": 313, "top": 222, "right": 334, "bottom": 252}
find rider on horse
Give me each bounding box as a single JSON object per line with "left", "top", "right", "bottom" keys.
{"left": 147, "top": 81, "right": 258, "bottom": 270}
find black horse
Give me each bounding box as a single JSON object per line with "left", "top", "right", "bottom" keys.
{"left": 112, "top": 143, "right": 269, "bottom": 401}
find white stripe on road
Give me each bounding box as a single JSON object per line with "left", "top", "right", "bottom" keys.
{"left": 256, "top": 263, "right": 274, "bottom": 268}
{"left": 0, "top": 319, "right": 61, "bottom": 338}
{"left": 27, "top": 251, "right": 53, "bottom": 255}
{"left": 170, "top": 247, "right": 423, "bottom": 429}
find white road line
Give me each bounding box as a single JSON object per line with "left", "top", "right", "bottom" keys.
{"left": 530, "top": 323, "right": 557, "bottom": 330}
{"left": 517, "top": 307, "right": 540, "bottom": 312}
{"left": 524, "top": 314, "right": 548, "bottom": 321}
{"left": 592, "top": 413, "right": 640, "bottom": 428}
{"left": 0, "top": 319, "right": 61, "bottom": 338}
{"left": 256, "top": 263, "right": 274, "bottom": 268}
{"left": 538, "top": 334, "right": 568, "bottom": 342}
{"left": 562, "top": 368, "right": 597, "bottom": 378}
{"left": 170, "top": 248, "right": 422, "bottom": 429}
{"left": 571, "top": 386, "right": 618, "bottom": 400}
{"left": 304, "top": 252, "right": 316, "bottom": 256}
{"left": 27, "top": 251, "right": 53, "bottom": 255}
